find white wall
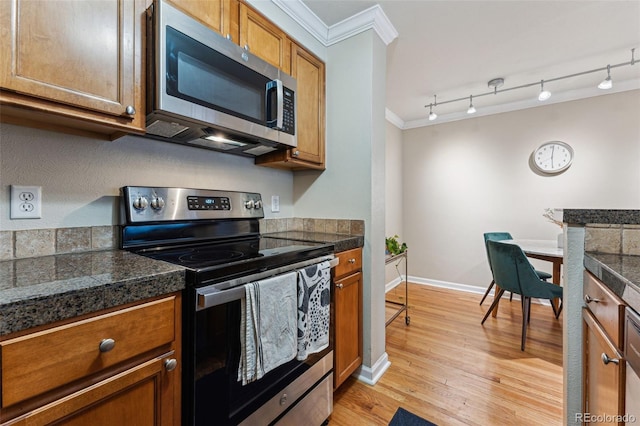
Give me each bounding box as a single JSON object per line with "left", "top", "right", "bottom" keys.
{"left": 385, "top": 121, "right": 403, "bottom": 284}
{"left": 293, "top": 29, "right": 389, "bottom": 381}
{"left": 401, "top": 89, "right": 640, "bottom": 289}
{"left": 0, "top": 125, "right": 294, "bottom": 230}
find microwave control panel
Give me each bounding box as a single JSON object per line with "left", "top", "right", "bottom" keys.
{"left": 281, "top": 87, "right": 295, "bottom": 135}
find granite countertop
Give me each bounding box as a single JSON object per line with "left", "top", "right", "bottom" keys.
{"left": 584, "top": 252, "right": 640, "bottom": 314}
{"left": 0, "top": 232, "right": 362, "bottom": 338}
{"left": 0, "top": 250, "right": 186, "bottom": 337}
{"left": 262, "top": 231, "right": 364, "bottom": 253}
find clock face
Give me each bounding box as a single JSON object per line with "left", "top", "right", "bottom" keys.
{"left": 533, "top": 141, "right": 573, "bottom": 174}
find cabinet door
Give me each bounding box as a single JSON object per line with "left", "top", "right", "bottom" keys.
{"left": 334, "top": 272, "right": 363, "bottom": 389}
{"left": 3, "top": 354, "right": 178, "bottom": 426}
{"left": 239, "top": 3, "right": 290, "bottom": 74}
{"left": 169, "top": 0, "right": 239, "bottom": 42}
{"left": 255, "top": 43, "right": 325, "bottom": 170}
{"left": 583, "top": 309, "right": 626, "bottom": 425}
{"left": 0, "top": 0, "right": 141, "bottom": 129}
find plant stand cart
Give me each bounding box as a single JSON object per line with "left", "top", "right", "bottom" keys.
{"left": 385, "top": 250, "right": 410, "bottom": 326}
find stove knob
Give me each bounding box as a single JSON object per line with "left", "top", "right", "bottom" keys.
{"left": 244, "top": 200, "right": 255, "bottom": 209}
{"left": 133, "top": 196, "right": 149, "bottom": 211}
{"left": 254, "top": 200, "right": 263, "bottom": 209}
{"left": 150, "top": 196, "right": 165, "bottom": 210}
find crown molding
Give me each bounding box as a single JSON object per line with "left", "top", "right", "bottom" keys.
{"left": 272, "top": 0, "right": 398, "bottom": 47}
{"left": 385, "top": 108, "right": 404, "bottom": 129}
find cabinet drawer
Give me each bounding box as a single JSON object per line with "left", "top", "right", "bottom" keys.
{"left": 1, "top": 296, "right": 176, "bottom": 407}
{"left": 583, "top": 271, "right": 626, "bottom": 350}
{"left": 334, "top": 248, "right": 362, "bottom": 279}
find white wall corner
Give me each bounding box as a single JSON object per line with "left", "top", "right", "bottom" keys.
{"left": 273, "top": 1, "right": 398, "bottom": 47}
{"left": 353, "top": 351, "right": 391, "bottom": 385}
{"left": 385, "top": 108, "right": 404, "bottom": 129}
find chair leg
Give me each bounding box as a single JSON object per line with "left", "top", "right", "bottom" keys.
{"left": 479, "top": 280, "right": 495, "bottom": 305}
{"left": 521, "top": 296, "right": 530, "bottom": 351}
{"left": 509, "top": 292, "right": 513, "bottom": 302}
{"left": 555, "top": 300, "right": 563, "bottom": 319}
{"left": 528, "top": 298, "right": 532, "bottom": 324}
{"left": 481, "top": 289, "right": 506, "bottom": 324}
{"left": 551, "top": 299, "right": 559, "bottom": 318}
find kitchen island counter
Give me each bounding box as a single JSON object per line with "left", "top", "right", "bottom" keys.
{"left": 584, "top": 251, "right": 640, "bottom": 314}
{"left": 0, "top": 249, "right": 185, "bottom": 336}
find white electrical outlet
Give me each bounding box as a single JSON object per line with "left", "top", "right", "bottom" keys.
{"left": 10, "top": 185, "right": 42, "bottom": 219}
{"left": 271, "top": 195, "right": 280, "bottom": 213}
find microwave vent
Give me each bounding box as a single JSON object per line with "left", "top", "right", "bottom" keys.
{"left": 244, "top": 145, "right": 277, "bottom": 156}
{"left": 147, "top": 120, "right": 190, "bottom": 138}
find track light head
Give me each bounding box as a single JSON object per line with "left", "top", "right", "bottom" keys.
{"left": 467, "top": 95, "right": 476, "bottom": 114}
{"left": 598, "top": 64, "right": 613, "bottom": 90}
{"left": 538, "top": 80, "right": 551, "bottom": 101}
{"left": 428, "top": 103, "right": 437, "bottom": 121}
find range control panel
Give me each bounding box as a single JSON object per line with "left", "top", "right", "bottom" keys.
{"left": 122, "top": 186, "right": 263, "bottom": 223}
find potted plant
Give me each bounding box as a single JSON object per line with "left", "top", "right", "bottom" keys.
{"left": 385, "top": 235, "right": 407, "bottom": 255}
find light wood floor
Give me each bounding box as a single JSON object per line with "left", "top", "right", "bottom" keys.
{"left": 330, "top": 283, "right": 563, "bottom": 426}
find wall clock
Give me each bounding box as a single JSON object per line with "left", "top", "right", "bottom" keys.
{"left": 532, "top": 141, "right": 574, "bottom": 174}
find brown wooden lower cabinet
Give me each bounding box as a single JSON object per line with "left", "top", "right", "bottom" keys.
{"left": 333, "top": 248, "right": 363, "bottom": 390}
{"left": 0, "top": 293, "right": 182, "bottom": 426}
{"left": 582, "top": 271, "right": 626, "bottom": 426}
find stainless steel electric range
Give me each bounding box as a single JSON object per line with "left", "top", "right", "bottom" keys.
{"left": 120, "top": 186, "right": 335, "bottom": 426}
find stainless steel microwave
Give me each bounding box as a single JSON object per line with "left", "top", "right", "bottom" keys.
{"left": 144, "top": 0, "right": 297, "bottom": 157}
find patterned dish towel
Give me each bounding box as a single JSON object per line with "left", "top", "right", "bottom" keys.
{"left": 297, "top": 261, "right": 331, "bottom": 361}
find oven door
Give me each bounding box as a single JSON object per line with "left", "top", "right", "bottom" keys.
{"left": 184, "top": 256, "right": 336, "bottom": 426}
{"left": 151, "top": 0, "right": 296, "bottom": 147}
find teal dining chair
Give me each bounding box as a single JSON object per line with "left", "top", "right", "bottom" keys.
{"left": 480, "top": 232, "right": 552, "bottom": 305}
{"left": 481, "top": 240, "right": 563, "bottom": 350}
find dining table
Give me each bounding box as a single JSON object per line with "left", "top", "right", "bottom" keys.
{"left": 491, "top": 239, "right": 564, "bottom": 317}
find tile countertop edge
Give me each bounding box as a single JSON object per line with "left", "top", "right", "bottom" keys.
{"left": 0, "top": 250, "right": 186, "bottom": 337}
{"left": 584, "top": 252, "right": 640, "bottom": 314}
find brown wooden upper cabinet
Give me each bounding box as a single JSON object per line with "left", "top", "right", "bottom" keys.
{"left": 255, "top": 42, "right": 326, "bottom": 170}
{"left": 169, "top": 0, "right": 239, "bottom": 43}
{"left": 0, "top": 0, "right": 145, "bottom": 138}
{"left": 239, "top": 3, "right": 291, "bottom": 74}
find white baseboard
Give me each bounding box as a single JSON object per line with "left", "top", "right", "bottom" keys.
{"left": 353, "top": 351, "right": 391, "bottom": 386}
{"left": 386, "top": 275, "right": 552, "bottom": 306}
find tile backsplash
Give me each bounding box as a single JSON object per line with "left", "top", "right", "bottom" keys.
{"left": 585, "top": 224, "right": 640, "bottom": 255}
{"left": 0, "top": 218, "right": 365, "bottom": 260}
{"left": 1, "top": 226, "right": 117, "bottom": 260}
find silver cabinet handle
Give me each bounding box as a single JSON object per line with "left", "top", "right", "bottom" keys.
{"left": 99, "top": 338, "right": 115, "bottom": 353}
{"left": 292, "top": 150, "right": 300, "bottom": 157}
{"left": 125, "top": 105, "right": 136, "bottom": 115}
{"left": 584, "top": 294, "right": 601, "bottom": 304}
{"left": 336, "top": 283, "right": 343, "bottom": 289}
{"left": 225, "top": 33, "right": 232, "bottom": 41}
{"left": 243, "top": 44, "right": 250, "bottom": 51}
{"left": 348, "top": 258, "right": 356, "bottom": 264}
{"left": 601, "top": 353, "right": 620, "bottom": 365}
{"left": 164, "top": 358, "right": 178, "bottom": 371}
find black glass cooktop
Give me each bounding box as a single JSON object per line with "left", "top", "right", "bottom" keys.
{"left": 134, "top": 236, "right": 332, "bottom": 283}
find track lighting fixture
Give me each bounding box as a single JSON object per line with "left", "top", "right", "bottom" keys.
{"left": 428, "top": 104, "right": 437, "bottom": 121}
{"left": 424, "top": 47, "right": 636, "bottom": 121}
{"left": 598, "top": 64, "right": 613, "bottom": 90}
{"left": 538, "top": 80, "right": 551, "bottom": 101}
{"left": 428, "top": 95, "right": 437, "bottom": 120}
{"left": 467, "top": 95, "right": 476, "bottom": 114}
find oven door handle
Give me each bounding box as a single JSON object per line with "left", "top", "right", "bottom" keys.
{"left": 196, "top": 254, "right": 339, "bottom": 310}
